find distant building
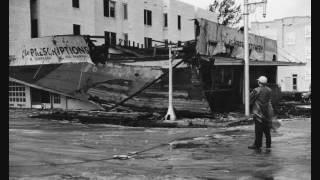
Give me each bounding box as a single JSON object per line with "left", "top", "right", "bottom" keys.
{"left": 9, "top": 0, "right": 218, "bottom": 54}
{"left": 251, "top": 16, "right": 311, "bottom": 92}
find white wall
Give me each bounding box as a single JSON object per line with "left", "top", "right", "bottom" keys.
{"left": 251, "top": 17, "right": 311, "bottom": 92}
{"left": 166, "top": 0, "right": 195, "bottom": 43}
{"left": 10, "top": 0, "right": 218, "bottom": 48}
{"left": 9, "top": 0, "right": 31, "bottom": 55}
{"left": 37, "top": 0, "right": 96, "bottom": 37}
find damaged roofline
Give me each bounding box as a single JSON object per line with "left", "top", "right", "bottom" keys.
{"left": 200, "top": 56, "right": 306, "bottom": 66}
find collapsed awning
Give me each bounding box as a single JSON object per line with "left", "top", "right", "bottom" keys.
{"left": 201, "top": 56, "right": 306, "bottom": 66}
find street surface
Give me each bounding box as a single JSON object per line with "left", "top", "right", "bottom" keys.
{"left": 9, "top": 109, "right": 311, "bottom": 180}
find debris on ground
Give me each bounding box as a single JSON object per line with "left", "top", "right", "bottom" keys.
{"left": 112, "top": 155, "right": 132, "bottom": 160}
{"left": 275, "top": 101, "right": 311, "bottom": 118}
{"left": 23, "top": 99, "right": 310, "bottom": 128}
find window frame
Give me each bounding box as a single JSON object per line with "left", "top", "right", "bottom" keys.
{"left": 123, "top": 3, "right": 128, "bottom": 20}
{"left": 72, "top": 0, "right": 80, "bottom": 8}
{"left": 53, "top": 94, "right": 61, "bottom": 104}
{"left": 9, "top": 81, "right": 27, "bottom": 104}
{"left": 178, "top": 15, "right": 181, "bottom": 30}
{"left": 292, "top": 74, "right": 298, "bottom": 91}
{"left": 164, "top": 13, "right": 168, "bottom": 28}
{"left": 104, "top": 31, "right": 117, "bottom": 45}
{"left": 73, "top": 24, "right": 81, "bottom": 35}
{"left": 31, "top": 19, "right": 38, "bottom": 38}
{"left": 144, "top": 37, "right": 152, "bottom": 48}
{"left": 104, "top": 0, "right": 116, "bottom": 18}
{"left": 144, "top": 9, "right": 152, "bottom": 26}
{"left": 109, "top": 1, "right": 116, "bottom": 18}
{"left": 123, "top": 33, "right": 128, "bottom": 46}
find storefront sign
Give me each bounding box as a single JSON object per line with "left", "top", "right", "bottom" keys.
{"left": 10, "top": 36, "right": 93, "bottom": 66}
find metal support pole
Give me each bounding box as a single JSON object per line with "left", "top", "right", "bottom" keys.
{"left": 165, "top": 45, "right": 176, "bottom": 121}
{"left": 244, "top": 0, "right": 250, "bottom": 116}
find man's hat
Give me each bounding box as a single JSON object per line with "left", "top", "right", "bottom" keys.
{"left": 257, "top": 76, "right": 268, "bottom": 84}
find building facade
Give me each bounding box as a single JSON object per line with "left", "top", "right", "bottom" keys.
{"left": 251, "top": 16, "right": 311, "bottom": 92}
{"left": 9, "top": 0, "right": 218, "bottom": 54}
{"left": 9, "top": 0, "right": 218, "bottom": 110}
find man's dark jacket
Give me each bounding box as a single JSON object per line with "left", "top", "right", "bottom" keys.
{"left": 250, "top": 85, "right": 274, "bottom": 124}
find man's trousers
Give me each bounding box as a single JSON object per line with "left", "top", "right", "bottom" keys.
{"left": 254, "top": 118, "right": 271, "bottom": 148}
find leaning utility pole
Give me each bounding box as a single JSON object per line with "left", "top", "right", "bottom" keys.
{"left": 243, "top": 0, "right": 267, "bottom": 116}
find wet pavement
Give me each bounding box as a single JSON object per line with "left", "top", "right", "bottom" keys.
{"left": 9, "top": 109, "right": 311, "bottom": 180}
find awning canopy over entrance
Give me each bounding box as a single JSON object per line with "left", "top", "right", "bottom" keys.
{"left": 201, "top": 56, "right": 306, "bottom": 66}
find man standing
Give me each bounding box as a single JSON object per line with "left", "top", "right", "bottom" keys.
{"left": 248, "top": 76, "right": 273, "bottom": 150}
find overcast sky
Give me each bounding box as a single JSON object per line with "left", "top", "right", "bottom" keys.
{"left": 179, "top": 0, "right": 311, "bottom": 22}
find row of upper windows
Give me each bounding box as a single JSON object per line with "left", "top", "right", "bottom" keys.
{"left": 72, "top": 26, "right": 153, "bottom": 48}
{"left": 72, "top": 0, "right": 181, "bottom": 30}
{"left": 73, "top": 0, "right": 125, "bottom": 19}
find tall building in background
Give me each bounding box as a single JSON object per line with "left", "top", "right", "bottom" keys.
{"left": 251, "top": 16, "right": 311, "bottom": 92}
{"left": 9, "top": 0, "right": 218, "bottom": 54}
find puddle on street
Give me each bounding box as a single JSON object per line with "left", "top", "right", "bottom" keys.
{"left": 9, "top": 110, "right": 310, "bottom": 180}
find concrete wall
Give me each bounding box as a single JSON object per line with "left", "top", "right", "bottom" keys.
{"left": 37, "top": 0, "right": 96, "bottom": 37}
{"left": 166, "top": 0, "right": 195, "bottom": 43}
{"left": 9, "top": 0, "right": 218, "bottom": 48}
{"left": 9, "top": 0, "right": 31, "bottom": 55}
{"left": 251, "top": 16, "right": 311, "bottom": 92}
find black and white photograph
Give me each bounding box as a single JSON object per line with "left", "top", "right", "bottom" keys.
{"left": 9, "top": 0, "right": 311, "bottom": 179}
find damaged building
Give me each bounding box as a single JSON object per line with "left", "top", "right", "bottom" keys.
{"left": 193, "top": 18, "right": 305, "bottom": 112}
{"left": 9, "top": 17, "right": 305, "bottom": 116}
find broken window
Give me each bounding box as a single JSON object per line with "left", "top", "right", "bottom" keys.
{"left": 144, "top": 37, "right": 152, "bottom": 48}
{"left": 144, "top": 9, "right": 152, "bottom": 26}
{"left": 73, "top": 24, "right": 80, "bottom": 35}
{"left": 104, "top": 0, "right": 115, "bottom": 17}
{"left": 72, "top": 0, "right": 79, "bottom": 8}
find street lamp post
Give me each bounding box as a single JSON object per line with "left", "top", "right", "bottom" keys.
{"left": 164, "top": 45, "right": 176, "bottom": 121}
{"left": 244, "top": 0, "right": 250, "bottom": 116}
{"left": 243, "top": 0, "right": 267, "bottom": 116}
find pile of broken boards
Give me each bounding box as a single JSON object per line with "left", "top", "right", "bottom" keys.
{"left": 29, "top": 108, "right": 252, "bottom": 128}
{"left": 29, "top": 108, "right": 177, "bottom": 128}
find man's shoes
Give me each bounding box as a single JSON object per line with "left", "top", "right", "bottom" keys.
{"left": 248, "top": 145, "right": 261, "bottom": 150}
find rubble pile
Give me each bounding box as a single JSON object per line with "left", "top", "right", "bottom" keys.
{"left": 275, "top": 102, "right": 311, "bottom": 118}
{"left": 29, "top": 110, "right": 177, "bottom": 128}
